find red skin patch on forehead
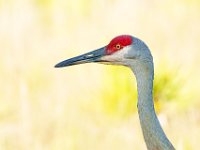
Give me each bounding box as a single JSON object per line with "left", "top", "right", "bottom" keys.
{"left": 106, "top": 35, "right": 132, "bottom": 55}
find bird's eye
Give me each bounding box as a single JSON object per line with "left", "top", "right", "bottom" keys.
{"left": 115, "top": 44, "right": 121, "bottom": 49}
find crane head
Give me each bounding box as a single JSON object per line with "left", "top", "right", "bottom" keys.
{"left": 55, "top": 35, "right": 152, "bottom": 68}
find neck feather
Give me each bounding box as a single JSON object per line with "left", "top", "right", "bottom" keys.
{"left": 131, "top": 61, "right": 175, "bottom": 150}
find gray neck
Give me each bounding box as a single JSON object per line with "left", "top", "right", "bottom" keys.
{"left": 131, "top": 61, "right": 175, "bottom": 150}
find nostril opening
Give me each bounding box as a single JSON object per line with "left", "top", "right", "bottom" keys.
{"left": 87, "top": 54, "right": 94, "bottom": 57}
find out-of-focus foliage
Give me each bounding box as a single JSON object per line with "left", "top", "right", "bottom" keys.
{"left": 1, "top": 0, "right": 200, "bottom": 149}
{"left": 100, "top": 64, "right": 184, "bottom": 117}
{"left": 101, "top": 66, "right": 137, "bottom": 118}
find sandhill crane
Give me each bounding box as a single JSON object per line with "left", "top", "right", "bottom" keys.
{"left": 55, "top": 35, "right": 175, "bottom": 150}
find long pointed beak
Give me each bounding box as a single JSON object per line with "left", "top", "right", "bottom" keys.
{"left": 55, "top": 47, "right": 106, "bottom": 68}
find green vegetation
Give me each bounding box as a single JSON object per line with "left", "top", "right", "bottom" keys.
{"left": 0, "top": 0, "right": 200, "bottom": 149}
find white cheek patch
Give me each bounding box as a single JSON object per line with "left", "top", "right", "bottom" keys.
{"left": 101, "top": 46, "right": 131, "bottom": 62}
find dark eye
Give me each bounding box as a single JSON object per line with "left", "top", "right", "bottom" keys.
{"left": 115, "top": 44, "right": 121, "bottom": 49}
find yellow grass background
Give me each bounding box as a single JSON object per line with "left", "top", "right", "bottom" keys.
{"left": 1, "top": 0, "right": 200, "bottom": 149}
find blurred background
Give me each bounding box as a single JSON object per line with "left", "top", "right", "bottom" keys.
{"left": 0, "top": 0, "right": 200, "bottom": 149}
